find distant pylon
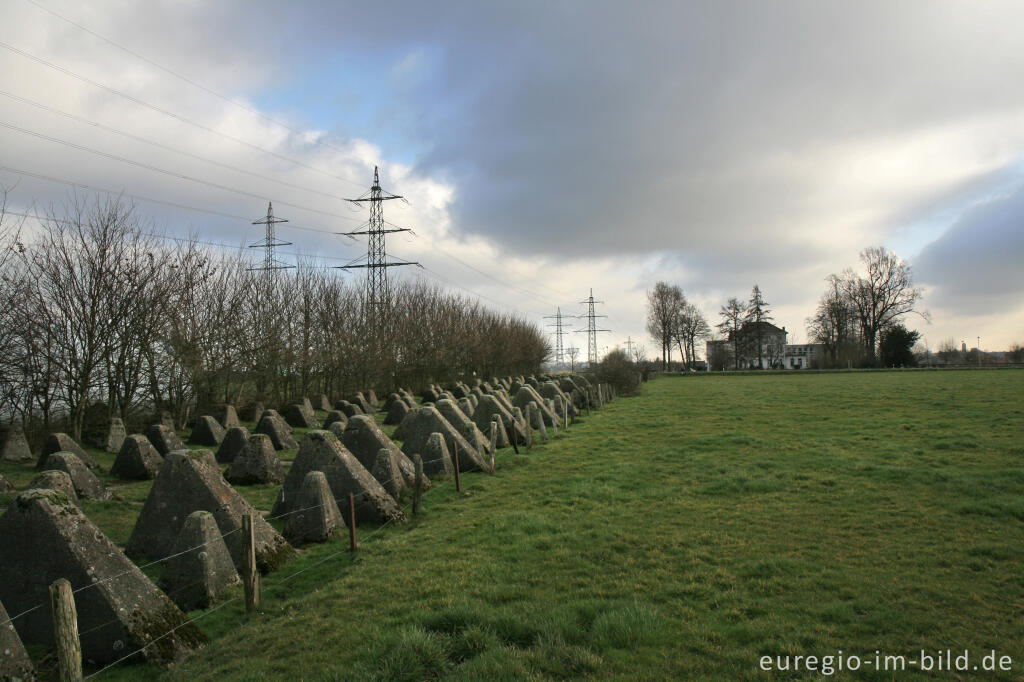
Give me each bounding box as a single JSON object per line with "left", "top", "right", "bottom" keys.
{"left": 338, "top": 166, "right": 418, "bottom": 329}
{"left": 248, "top": 202, "right": 294, "bottom": 276}
{"left": 624, "top": 336, "right": 635, "bottom": 359}
{"left": 544, "top": 307, "right": 570, "bottom": 365}
{"left": 575, "top": 288, "right": 611, "bottom": 366}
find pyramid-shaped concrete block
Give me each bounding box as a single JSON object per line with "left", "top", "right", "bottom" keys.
{"left": 391, "top": 408, "right": 414, "bottom": 441}
{"left": 514, "top": 386, "right": 561, "bottom": 427}
{"left": 44, "top": 452, "right": 110, "bottom": 500}
{"left": 225, "top": 434, "right": 285, "bottom": 485}
{"left": 189, "top": 416, "right": 226, "bottom": 446}
{"left": 436, "top": 400, "right": 488, "bottom": 457}
{"left": 215, "top": 426, "right": 250, "bottom": 464}
{"left": 458, "top": 397, "right": 475, "bottom": 417}
{"left": 399, "top": 406, "right": 488, "bottom": 473}
{"left": 542, "top": 381, "right": 578, "bottom": 417}
{"left": 340, "top": 415, "right": 420, "bottom": 490}
{"left": 146, "top": 423, "right": 185, "bottom": 456}
{"left": 335, "top": 400, "right": 364, "bottom": 418}
{"left": 158, "top": 510, "right": 240, "bottom": 611}
{"left": 323, "top": 410, "right": 348, "bottom": 431}
{"left": 255, "top": 411, "right": 298, "bottom": 450}
{"left": 301, "top": 397, "right": 316, "bottom": 422}
{"left": 284, "top": 403, "right": 319, "bottom": 429}
{"left": 127, "top": 451, "right": 294, "bottom": 574}
{"left": 349, "top": 392, "right": 374, "bottom": 414}
{"left": 36, "top": 433, "right": 97, "bottom": 470}
{"left": 103, "top": 417, "right": 127, "bottom": 453}
{"left": 110, "top": 434, "right": 164, "bottom": 480}
{"left": 317, "top": 394, "right": 332, "bottom": 412}
{"left": 0, "top": 490, "right": 206, "bottom": 666}
{"left": 0, "top": 474, "right": 13, "bottom": 494}
{"left": 384, "top": 399, "right": 410, "bottom": 426}
{"left": 272, "top": 431, "right": 405, "bottom": 526}
{"left": 420, "top": 432, "right": 455, "bottom": 477}
{"left": 371, "top": 448, "right": 406, "bottom": 499}
{"left": 261, "top": 409, "right": 293, "bottom": 433}
{"left": 472, "top": 395, "right": 522, "bottom": 446}
{"left": 0, "top": 597, "right": 35, "bottom": 681}
{"left": 26, "top": 469, "right": 79, "bottom": 506}
{"left": 221, "top": 404, "right": 241, "bottom": 429}
{"left": 284, "top": 471, "right": 343, "bottom": 545}
{"left": 238, "top": 401, "right": 265, "bottom": 423}
{"left": 0, "top": 424, "right": 31, "bottom": 462}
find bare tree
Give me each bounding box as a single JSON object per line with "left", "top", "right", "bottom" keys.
{"left": 717, "top": 297, "right": 745, "bottom": 369}
{"left": 646, "top": 282, "right": 685, "bottom": 369}
{"left": 26, "top": 196, "right": 156, "bottom": 440}
{"left": 566, "top": 346, "right": 580, "bottom": 372}
{"left": 673, "top": 302, "right": 710, "bottom": 368}
{"left": 839, "top": 246, "right": 926, "bottom": 364}
{"left": 806, "top": 274, "right": 858, "bottom": 367}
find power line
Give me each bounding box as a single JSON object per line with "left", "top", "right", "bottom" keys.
{"left": 20, "top": 0, "right": 361, "bottom": 162}
{"left": 0, "top": 40, "right": 366, "bottom": 190}
{"left": 1, "top": 209, "right": 357, "bottom": 267}
{"left": 0, "top": 88, "right": 352, "bottom": 203}
{"left": 0, "top": 121, "right": 357, "bottom": 222}
{"left": 0, "top": 163, "right": 345, "bottom": 237}
{"left": 416, "top": 266, "right": 545, "bottom": 320}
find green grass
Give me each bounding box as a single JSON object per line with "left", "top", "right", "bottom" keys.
{"left": 5, "top": 371, "right": 1024, "bottom": 680}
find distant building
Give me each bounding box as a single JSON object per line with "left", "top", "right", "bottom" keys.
{"left": 783, "top": 343, "right": 824, "bottom": 369}
{"left": 706, "top": 323, "right": 825, "bottom": 370}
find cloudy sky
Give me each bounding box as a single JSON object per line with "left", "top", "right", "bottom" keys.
{"left": 2, "top": 0, "right": 1023, "bottom": 358}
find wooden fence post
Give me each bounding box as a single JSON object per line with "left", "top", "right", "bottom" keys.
{"left": 50, "top": 578, "right": 82, "bottom": 682}
{"left": 524, "top": 405, "right": 533, "bottom": 450}
{"left": 489, "top": 422, "right": 496, "bottom": 474}
{"left": 242, "top": 512, "right": 260, "bottom": 612}
{"left": 413, "top": 454, "right": 423, "bottom": 516}
{"left": 508, "top": 413, "right": 520, "bottom": 454}
{"left": 348, "top": 492, "right": 358, "bottom": 551}
{"left": 536, "top": 403, "right": 548, "bottom": 443}
{"left": 453, "top": 441, "right": 462, "bottom": 492}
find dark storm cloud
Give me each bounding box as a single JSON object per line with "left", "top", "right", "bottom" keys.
{"left": 5, "top": 0, "right": 1024, "bottom": 347}
{"left": 916, "top": 185, "right": 1024, "bottom": 315}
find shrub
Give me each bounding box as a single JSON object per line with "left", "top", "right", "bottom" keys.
{"left": 596, "top": 349, "right": 641, "bottom": 397}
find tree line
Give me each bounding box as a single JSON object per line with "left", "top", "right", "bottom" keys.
{"left": 646, "top": 246, "right": 928, "bottom": 371}
{"left": 0, "top": 194, "right": 549, "bottom": 442}
{"left": 805, "top": 246, "right": 925, "bottom": 368}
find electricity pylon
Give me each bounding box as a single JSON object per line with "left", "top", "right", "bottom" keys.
{"left": 338, "top": 166, "right": 418, "bottom": 330}
{"left": 544, "top": 307, "right": 570, "bottom": 365}
{"left": 575, "top": 288, "right": 611, "bottom": 366}
{"left": 248, "top": 202, "right": 294, "bottom": 277}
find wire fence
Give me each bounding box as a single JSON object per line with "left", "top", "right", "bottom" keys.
{"left": 0, "top": 382, "right": 609, "bottom": 679}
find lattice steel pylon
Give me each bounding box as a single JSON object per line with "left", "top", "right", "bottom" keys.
{"left": 575, "top": 288, "right": 611, "bottom": 366}
{"left": 248, "top": 201, "right": 294, "bottom": 277}
{"left": 338, "top": 166, "right": 418, "bottom": 330}
{"left": 544, "top": 307, "right": 570, "bottom": 366}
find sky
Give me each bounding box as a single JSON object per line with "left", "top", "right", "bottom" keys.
{"left": 2, "top": 0, "right": 1023, "bottom": 360}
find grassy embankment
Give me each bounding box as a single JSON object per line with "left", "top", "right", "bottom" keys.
{"left": 3, "top": 370, "right": 1023, "bottom": 680}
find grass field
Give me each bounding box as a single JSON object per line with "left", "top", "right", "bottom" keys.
{"left": 4, "top": 369, "right": 1024, "bottom": 680}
